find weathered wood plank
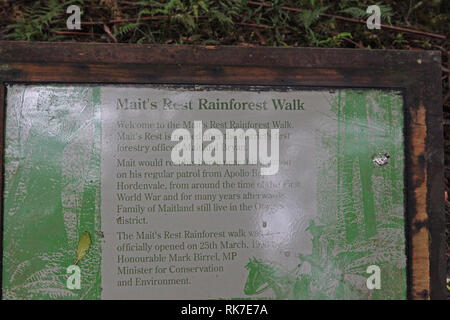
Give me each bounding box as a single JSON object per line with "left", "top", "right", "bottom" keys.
{"left": 0, "top": 41, "right": 441, "bottom": 68}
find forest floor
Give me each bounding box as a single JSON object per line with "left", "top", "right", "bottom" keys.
{"left": 0, "top": 0, "right": 448, "bottom": 297}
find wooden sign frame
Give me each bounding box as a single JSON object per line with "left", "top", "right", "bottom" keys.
{"left": 0, "top": 41, "right": 445, "bottom": 300}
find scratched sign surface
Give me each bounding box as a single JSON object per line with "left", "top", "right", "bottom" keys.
{"left": 2, "top": 85, "right": 407, "bottom": 299}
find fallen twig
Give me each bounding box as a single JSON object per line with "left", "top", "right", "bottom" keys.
{"left": 53, "top": 31, "right": 93, "bottom": 36}
{"left": 103, "top": 24, "right": 118, "bottom": 43}
{"left": 235, "top": 22, "right": 273, "bottom": 29}
{"left": 79, "top": 15, "right": 202, "bottom": 25}
{"left": 330, "top": 31, "right": 365, "bottom": 48}
{"left": 253, "top": 28, "right": 267, "bottom": 45}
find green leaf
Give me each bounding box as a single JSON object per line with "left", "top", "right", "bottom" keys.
{"left": 198, "top": 0, "right": 209, "bottom": 13}
{"left": 339, "top": 7, "right": 367, "bottom": 19}
{"left": 75, "top": 231, "right": 91, "bottom": 265}
{"left": 297, "top": 6, "right": 328, "bottom": 30}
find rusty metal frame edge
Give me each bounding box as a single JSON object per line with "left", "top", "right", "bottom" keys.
{"left": 0, "top": 41, "right": 445, "bottom": 300}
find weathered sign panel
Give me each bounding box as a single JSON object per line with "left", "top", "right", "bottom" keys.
{"left": 0, "top": 43, "right": 445, "bottom": 300}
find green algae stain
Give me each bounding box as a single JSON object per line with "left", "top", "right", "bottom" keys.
{"left": 243, "top": 89, "right": 406, "bottom": 300}
{"left": 2, "top": 85, "right": 102, "bottom": 300}
{"left": 317, "top": 89, "right": 406, "bottom": 299}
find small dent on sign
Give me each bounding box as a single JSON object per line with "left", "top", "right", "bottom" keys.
{"left": 373, "top": 152, "right": 390, "bottom": 166}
